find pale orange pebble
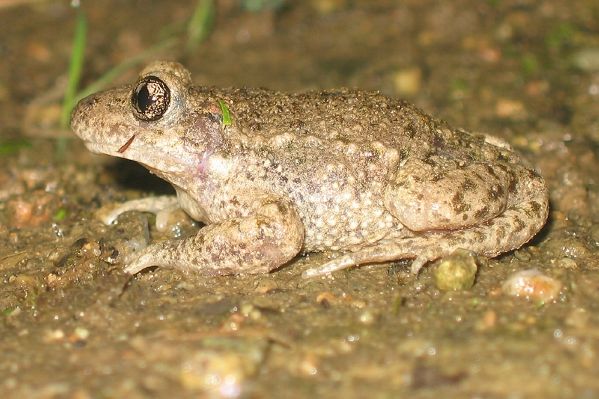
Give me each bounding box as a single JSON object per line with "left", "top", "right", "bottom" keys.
{"left": 502, "top": 269, "right": 562, "bottom": 303}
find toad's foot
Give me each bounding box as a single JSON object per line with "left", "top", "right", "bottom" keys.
{"left": 123, "top": 194, "right": 304, "bottom": 275}
{"left": 301, "top": 238, "right": 428, "bottom": 278}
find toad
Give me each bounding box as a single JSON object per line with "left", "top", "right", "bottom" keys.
{"left": 71, "top": 61, "right": 548, "bottom": 278}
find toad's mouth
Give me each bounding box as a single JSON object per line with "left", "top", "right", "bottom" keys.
{"left": 117, "top": 134, "right": 136, "bottom": 153}
{"left": 80, "top": 137, "right": 199, "bottom": 179}
{"left": 80, "top": 139, "right": 142, "bottom": 159}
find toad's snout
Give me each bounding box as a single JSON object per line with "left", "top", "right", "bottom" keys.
{"left": 70, "top": 94, "right": 101, "bottom": 139}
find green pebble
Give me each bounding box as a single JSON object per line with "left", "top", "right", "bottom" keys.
{"left": 433, "top": 249, "right": 478, "bottom": 291}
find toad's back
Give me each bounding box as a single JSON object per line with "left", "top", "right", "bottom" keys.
{"left": 195, "top": 87, "right": 513, "bottom": 166}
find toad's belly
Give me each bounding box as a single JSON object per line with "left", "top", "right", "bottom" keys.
{"left": 292, "top": 191, "right": 405, "bottom": 252}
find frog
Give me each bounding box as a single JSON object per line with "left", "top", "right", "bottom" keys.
{"left": 70, "top": 61, "right": 549, "bottom": 278}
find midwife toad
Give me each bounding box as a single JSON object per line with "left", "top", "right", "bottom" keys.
{"left": 71, "top": 61, "right": 549, "bottom": 278}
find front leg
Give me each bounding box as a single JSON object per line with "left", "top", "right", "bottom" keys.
{"left": 124, "top": 196, "right": 305, "bottom": 275}
{"left": 97, "top": 195, "right": 180, "bottom": 225}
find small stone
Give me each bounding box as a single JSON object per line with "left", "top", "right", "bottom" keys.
{"left": 513, "top": 249, "right": 531, "bottom": 261}
{"left": 179, "top": 340, "right": 265, "bottom": 398}
{"left": 495, "top": 98, "right": 526, "bottom": 118}
{"left": 298, "top": 353, "right": 319, "bottom": 376}
{"left": 392, "top": 67, "right": 422, "bottom": 96}
{"left": 155, "top": 208, "right": 193, "bottom": 236}
{"left": 43, "top": 329, "right": 65, "bottom": 343}
{"left": 563, "top": 238, "right": 591, "bottom": 259}
{"left": 180, "top": 351, "right": 247, "bottom": 397}
{"left": 239, "top": 303, "right": 262, "bottom": 320}
{"left": 6, "top": 192, "right": 57, "bottom": 228}
{"left": 254, "top": 280, "right": 279, "bottom": 294}
{"left": 475, "top": 310, "right": 497, "bottom": 331}
{"left": 73, "top": 327, "right": 90, "bottom": 340}
{"left": 556, "top": 257, "right": 578, "bottom": 270}
{"left": 502, "top": 269, "right": 562, "bottom": 303}
{"left": 572, "top": 48, "right": 599, "bottom": 71}
{"left": 67, "top": 327, "right": 90, "bottom": 345}
{"left": 358, "top": 310, "right": 376, "bottom": 325}
{"left": 433, "top": 250, "right": 478, "bottom": 291}
{"left": 309, "top": 0, "right": 347, "bottom": 14}
{"left": 316, "top": 291, "right": 337, "bottom": 307}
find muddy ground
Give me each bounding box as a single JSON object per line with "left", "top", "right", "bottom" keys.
{"left": 1, "top": 0, "right": 599, "bottom": 398}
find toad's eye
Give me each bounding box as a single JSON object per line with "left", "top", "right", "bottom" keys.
{"left": 131, "top": 76, "right": 170, "bottom": 121}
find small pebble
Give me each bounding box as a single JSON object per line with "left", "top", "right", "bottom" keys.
{"left": 572, "top": 48, "right": 599, "bottom": 71}
{"left": 309, "top": 0, "right": 347, "bottom": 14}
{"left": 475, "top": 310, "right": 497, "bottom": 331}
{"left": 556, "top": 257, "right": 578, "bottom": 270}
{"left": 316, "top": 291, "right": 336, "bottom": 307}
{"left": 495, "top": 98, "right": 525, "bottom": 118}
{"left": 239, "top": 303, "right": 262, "bottom": 320}
{"left": 180, "top": 351, "right": 247, "bottom": 397}
{"left": 561, "top": 238, "right": 591, "bottom": 259}
{"left": 73, "top": 327, "right": 90, "bottom": 340}
{"left": 358, "top": 310, "right": 376, "bottom": 325}
{"left": 298, "top": 353, "right": 319, "bottom": 376}
{"left": 433, "top": 250, "right": 478, "bottom": 291}
{"left": 502, "top": 269, "right": 562, "bottom": 303}
{"left": 254, "top": 280, "right": 279, "bottom": 294}
{"left": 67, "top": 327, "right": 90, "bottom": 345}
{"left": 43, "top": 329, "right": 65, "bottom": 343}
{"left": 6, "top": 192, "right": 56, "bottom": 228}
{"left": 392, "top": 67, "right": 422, "bottom": 96}
{"left": 155, "top": 208, "right": 193, "bottom": 236}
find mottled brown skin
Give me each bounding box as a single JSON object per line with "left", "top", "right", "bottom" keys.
{"left": 70, "top": 61, "right": 549, "bottom": 278}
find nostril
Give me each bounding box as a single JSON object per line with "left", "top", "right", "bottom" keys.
{"left": 70, "top": 96, "right": 98, "bottom": 128}
{"left": 79, "top": 95, "right": 98, "bottom": 108}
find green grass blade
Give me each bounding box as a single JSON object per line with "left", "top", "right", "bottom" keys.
{"left": 60, "top": 7, "right": 87, "bottom": 129}
{"left": 74, "top": 38, "right": 177, "bottom": 104}
{"left": 186, "top": 0, "right": 215, "bottom": 52}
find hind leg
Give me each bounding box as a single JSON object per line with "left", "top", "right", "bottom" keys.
{"left": 302, "top": 177, "right": 548, "bottom": 279}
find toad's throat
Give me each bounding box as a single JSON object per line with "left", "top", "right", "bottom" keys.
{"left": 118, "top": 134, "right": 136, "bottom": 153}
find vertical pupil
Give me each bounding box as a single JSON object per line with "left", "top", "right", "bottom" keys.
{"left": 138, "top": 84, "right": 153, "bottom": 111}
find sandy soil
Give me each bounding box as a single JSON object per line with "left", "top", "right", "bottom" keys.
{"left": 1, "top": 1, "right": 598, "bottom": 397}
